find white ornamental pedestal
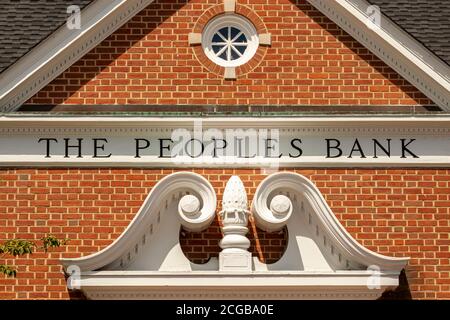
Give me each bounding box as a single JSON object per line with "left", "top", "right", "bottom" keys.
{"left": 219, "top": 176, "right": 252, "bottom": 272}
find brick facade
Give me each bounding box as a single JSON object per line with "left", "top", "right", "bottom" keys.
{"left": 1, "top": 169, "right": 449, "bottom": 299}
{"left": 2, "top": 0, "right": 447, "bottom": 301}
{"left": 27, "top": 0, "right": 432, "bottom": 106}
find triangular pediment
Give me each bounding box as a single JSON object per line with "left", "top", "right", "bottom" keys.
{"left": 61, "top": 172, "right": 408, "bottom": 300}
{"left": 0, "top": 0, "right": 448, "bottom": 111}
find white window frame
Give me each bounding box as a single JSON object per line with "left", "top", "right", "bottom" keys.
{"left": 202, "top": 14, "right": 259, "bottom": 68}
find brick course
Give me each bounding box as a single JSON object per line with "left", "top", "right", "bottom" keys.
{"left": 26, "top": 0, "right": 432, "bottom": 106}
{"left": 1, "top": 169, "right": 449, "bottom": 299}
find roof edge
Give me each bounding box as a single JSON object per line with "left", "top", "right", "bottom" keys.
{"left": 0, "top": 1, "right": 95, "bottom": 75}
{"left": 0, "top": 0, "right": 449, "bottom": 111}
{"left": 0, "top": 0, "right": 156, "bottom": 112}
{"left": 17, "top": 104, "right": 442, "bottom": 114}
{"left": 307, "top": 0, "right": 450, "bottom": 111}
{"left": 3, "top": 114, "right": 450, "bottom": 124}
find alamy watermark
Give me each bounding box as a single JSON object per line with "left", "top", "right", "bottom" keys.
{"left": 366, "top": 5, "right": 381, "bottom": 31}
{"left": 67, "top": 5, "right": 81, "bottom": 30}
{"left": 66, "top": 264, "right": 81, "bottom": 290}
{"left": 367, "top": 264, "right": 381, "bottom": 290}
{"left": 167, "top": 120, "right": 281, "bottom": 173}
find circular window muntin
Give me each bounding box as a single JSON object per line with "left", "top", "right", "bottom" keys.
{"left": 211, "top": 26, "right": 248, "bottom": 62}
{"left": 202, "top": 14, "right": 259, "bottom": 68}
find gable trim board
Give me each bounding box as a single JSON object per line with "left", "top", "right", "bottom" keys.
{"left": 307, "top": 0, "right": 450, "bottom": 111}
{"left": 0, "top": 0, "right": 449, "bottom": 112}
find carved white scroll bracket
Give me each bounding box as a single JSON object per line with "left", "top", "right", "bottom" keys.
{"left": 252, "top": 172, "right": 409, "bottom": 272}
{"left": 61, "top": 172, "right": 217, "bottom": 272}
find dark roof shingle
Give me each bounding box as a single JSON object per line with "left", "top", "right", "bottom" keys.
{"left": 0, "top": 0, "right": 94, "bottom": 73}
{"left": 368, "top": 0, "right": 450, "bottom": 66}
{"left": 0, "top": 0, "right": 449, "bottom": 74}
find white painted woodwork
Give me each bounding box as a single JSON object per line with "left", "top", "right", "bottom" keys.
{"left": 219, "top": 176, "right": 252, "bottom": 272}
{"left": 60, "top": 171, "right": 409, "bottom": 300}
{"left": 1, "top": 116, "right": 449, "bottom": 168}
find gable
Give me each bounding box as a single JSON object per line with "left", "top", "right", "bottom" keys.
{"left": 25, "top": 0, "right": 434, "bottom": 109}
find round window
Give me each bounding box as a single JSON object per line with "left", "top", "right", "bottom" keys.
{"left": 202, "top": 14, "right": 259, "bottom": 68}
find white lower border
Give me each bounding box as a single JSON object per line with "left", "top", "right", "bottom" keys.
{"left": 77, "top": 271, "right": 399, "bottom": 300}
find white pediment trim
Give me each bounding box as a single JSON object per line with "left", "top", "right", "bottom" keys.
{"left": 61, "top": 172, "right": 217, "bottom": 272}
{"left": 0, "top": 0, "right": 449, "bottom": 111}
{"left": 307, "top": 0, "right": 450, "bottom": 111}
{"left": 61, "top": 173, "right": 408, "bottom": 300}
{"left": 252, "top": 172, "right": 409, "bottom": 272}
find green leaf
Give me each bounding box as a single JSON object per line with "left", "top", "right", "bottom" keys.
{"left": 0, "top": 265, "right": 17, "bottom": 278}
{"left": 0, "top": 240, "right": 35, "bottom": 257}
{"left": 41, "top": 235, "right": 69, "bottom": 252}
{"left": 0, "top": 235, "right": 69, "bottom": 277}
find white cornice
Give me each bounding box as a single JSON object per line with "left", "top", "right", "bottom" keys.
{"left": 76, "top": 271, "right": 399, "bottom": 300}
{"left": 0, "top": 0, "right": 156, "bottom": 112}
{"left": 1, "top": 116, "right": 449, "bottom": 168}
{"left": 2, "top": 115, "right": 450, "bottom": 128}
{"left": 307, "top": 0, "right": 450, "bottom": 111}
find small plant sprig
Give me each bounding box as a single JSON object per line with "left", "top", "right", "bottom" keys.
{"left": 0, "top": 235, "right": 68, "bottom": 277}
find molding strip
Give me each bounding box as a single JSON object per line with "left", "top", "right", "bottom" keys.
{"left": 0, "top": 116, "right": 449, "bottom": 168}
{"left": 75, "top": 271, "right": 399, "bottom": 300}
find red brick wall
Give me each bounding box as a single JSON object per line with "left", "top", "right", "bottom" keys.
{"left": 7, "top": 0, "right": 446, "bottom": 301}
{"left": 1, "top": 168, "right": 449, "bottom": 299}
{"left": 27, "top": 0, "right": 432, "bottom": 106}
